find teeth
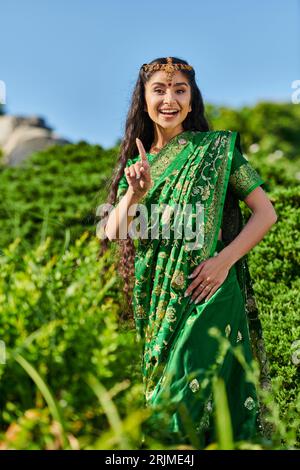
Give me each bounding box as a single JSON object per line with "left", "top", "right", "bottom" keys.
{"left": 160, "top": 110, "right": 178, "bottom": 114}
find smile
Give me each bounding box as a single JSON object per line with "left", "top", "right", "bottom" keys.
{"left": 159, "top": 109, "right": 179, "bottom": 117}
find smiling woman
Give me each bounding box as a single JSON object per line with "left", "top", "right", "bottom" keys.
{"left": 99, "top": 56, "right": 277, "bottom": 448}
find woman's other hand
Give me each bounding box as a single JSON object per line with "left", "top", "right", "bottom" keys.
{"left": 184, "top": 255, "right": 230, "bottom": 304}
{"left": 125, "top": 138, "right": 153, "bottom": 198}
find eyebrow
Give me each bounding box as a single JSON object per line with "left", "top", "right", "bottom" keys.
{"left": 151, "top": 82, "right": 188, "bottom": 87}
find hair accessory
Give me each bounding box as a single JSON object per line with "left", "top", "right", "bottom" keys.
{"left": 142, "top": 57, "right": 193, "bottom": 81}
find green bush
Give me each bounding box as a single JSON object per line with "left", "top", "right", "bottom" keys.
{"left": 0, "top": 142, "right": 118, "bottom": 253}
{"left": 244, "top": 186, "right": 300, "bottom": 446}
{"left": 207, "top": 101, "right": 300, "bottom": 161}
{"left": 0, "top": 232, "right": 144, "bottom": 448}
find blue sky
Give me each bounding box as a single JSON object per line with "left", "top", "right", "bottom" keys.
{"left": 0, "top": 0, "right": 299, "bottom": 148}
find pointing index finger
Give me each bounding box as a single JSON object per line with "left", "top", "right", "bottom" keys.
{"left": 136, "top": 138, "right": 149, "bottom": 165}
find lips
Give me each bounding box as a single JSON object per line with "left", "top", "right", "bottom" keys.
{"left": 159, "top": 109, "right": 180, "bottom": 117}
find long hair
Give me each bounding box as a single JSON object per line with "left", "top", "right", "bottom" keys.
{"left": 98, "top": 56, "right": 210, "bottom": 321}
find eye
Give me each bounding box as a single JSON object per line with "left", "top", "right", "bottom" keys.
{"left": 154, "top": 89, "right": 185, "bottom": 94}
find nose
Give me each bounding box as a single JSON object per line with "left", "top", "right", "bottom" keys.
{"left": 163, "top": 89, "right": 177, "bottom": 105}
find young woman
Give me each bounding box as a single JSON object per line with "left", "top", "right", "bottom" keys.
{"left": 102, "top": 57, "right": 277, "bottom": 447}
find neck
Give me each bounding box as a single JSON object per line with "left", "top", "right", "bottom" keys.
{"left": 152, "top": 124, "right": 184, "bottom": 148}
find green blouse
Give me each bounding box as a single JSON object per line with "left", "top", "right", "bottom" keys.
{"left": 229, "top": 146, "right": 264, "bottom": 200}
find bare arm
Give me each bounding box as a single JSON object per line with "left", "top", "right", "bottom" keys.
{"left": 217, "top": 186, "right": 278, "bottom": 269}
{"left": 104, "top": 188, "right": 143, "bottom": 241}
{"left": 185, "top": 186, "right": 278, "bottom": 304}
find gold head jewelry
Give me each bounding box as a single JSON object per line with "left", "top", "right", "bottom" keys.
{"left": 142, "top": 57, "right": 193, "bottom": 81}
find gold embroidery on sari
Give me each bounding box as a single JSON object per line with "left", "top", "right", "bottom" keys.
{"left": 133, "top": 130, "right": 239, "bottom": 408}
{"left": 229, "top": 162, "right": 263, "bottom": 200}
{"left": 244, "top": 396, "right": 256, "bottom": 410}
{"left": 171, "top": 269, "right": 185, "bottom": 289}
{"left": 165, "top": 307, "right": 177, "bottom": 323}
{"left": 189, "top": 378, "right": 200, "bottom": 393}
{"left": 135, "top": 304, "right": 147, "bottom": 319}
{"left": 149, "top": 131, "right": 191, "bottom": 181}
{"left": 237, "top": 330, "right": 243, "bottom": 343}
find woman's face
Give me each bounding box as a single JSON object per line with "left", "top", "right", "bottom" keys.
{"left": 144, "top": 70, "right": 192, "bottom": 130}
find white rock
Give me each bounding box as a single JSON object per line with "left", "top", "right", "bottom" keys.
{"left": 0, "top": 114, "right": 70, "bottom": 166}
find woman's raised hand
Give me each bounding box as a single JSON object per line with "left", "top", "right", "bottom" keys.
{"left": 124, "top": 138, "right": 152, "bottom": 198}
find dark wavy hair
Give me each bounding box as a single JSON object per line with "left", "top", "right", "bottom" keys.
{"left": 98, "top": 56, "right": 210, "bottom": 321}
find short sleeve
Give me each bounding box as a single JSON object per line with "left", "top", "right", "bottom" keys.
{"left": 229, "top": 143, "right": 264, "bottom": 201}
{"left": 116, "top": 168, "right": 129, "bottom": 203}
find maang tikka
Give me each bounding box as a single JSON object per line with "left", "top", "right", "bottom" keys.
{"left": 142, "top": 57, "right": 193, "bottom": 81}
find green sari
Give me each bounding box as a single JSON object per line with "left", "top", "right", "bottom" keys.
{"left": 116, "top": 130, "right": 272, "bottom": 447}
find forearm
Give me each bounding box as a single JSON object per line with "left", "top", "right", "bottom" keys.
{"left": 104, "top": 188, "right": 143, "bottom": 241}
{"left": 217, "top": 209, "right": 277, "bottom": 269}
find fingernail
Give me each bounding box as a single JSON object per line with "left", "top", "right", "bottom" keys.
{"left": 188, "top": 274, "right": 192, "bottom": 278}
{"left": 184, "top": 291, "right": 188, "bottom": 297}
{"left": 136, "top": 175, "right": 140, "bottom": 179}
{"left": 188, "top": 298, "right": 193, "bottom": 304}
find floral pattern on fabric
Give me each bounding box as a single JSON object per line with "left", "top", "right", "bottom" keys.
{"left": 229, "top": 162, "right": 264, "bottom": 200}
